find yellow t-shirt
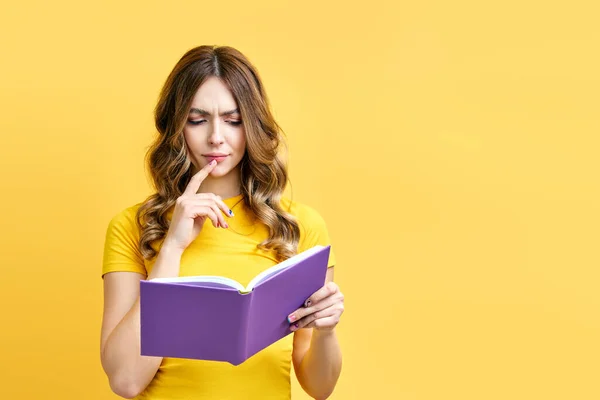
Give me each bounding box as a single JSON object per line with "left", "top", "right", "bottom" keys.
{"left": 102, "top": 193, "right": 336, "bottom": 400}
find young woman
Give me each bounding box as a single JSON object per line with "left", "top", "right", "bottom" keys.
{"left": 100, "top": 45, "right": 344, "bottom": 399}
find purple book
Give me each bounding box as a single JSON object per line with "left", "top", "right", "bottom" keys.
{"left": 140, "top": 245, "right": 330, "bottom": 366}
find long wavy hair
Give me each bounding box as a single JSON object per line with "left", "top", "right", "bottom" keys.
{"left": 136, "top": 45, "right": 300, "bottom": 262}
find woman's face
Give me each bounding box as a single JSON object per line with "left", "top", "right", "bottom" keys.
{"left": 184, "top": 76, "right": 246, "bottom": 178}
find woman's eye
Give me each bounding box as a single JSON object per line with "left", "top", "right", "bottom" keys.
{"left": 188, "top": 120, "right": 241, "bottom": 126}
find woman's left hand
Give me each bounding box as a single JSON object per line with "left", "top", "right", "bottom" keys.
{"left": 287, "top": 282, "right": 345, "bottom": 332}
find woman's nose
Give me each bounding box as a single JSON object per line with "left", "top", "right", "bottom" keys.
{"left": 209, "top": 121, "right": 224, "bottom": 144}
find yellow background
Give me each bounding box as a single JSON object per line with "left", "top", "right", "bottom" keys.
{"left": 1, "top": 1, "right": 599, "bottom": 399}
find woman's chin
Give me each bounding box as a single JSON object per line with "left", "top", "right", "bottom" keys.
{"left": 208, "top": 165, "right": 229, "bottom": 177}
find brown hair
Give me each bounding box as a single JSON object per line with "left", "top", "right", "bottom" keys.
{"left": 136, "top": 45, "right": 300, "bottom": 262}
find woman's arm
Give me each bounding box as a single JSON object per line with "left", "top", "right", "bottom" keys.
{"left": 100, "top": 245, "right": 183, "bottom": 399}
{"left": 100, "top": 161, "right": 229, "bottom": 398}
{"left": 292, "top": 267, "right": 343, "bottom": 400}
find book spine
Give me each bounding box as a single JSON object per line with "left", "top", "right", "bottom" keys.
{"left": 239, "top": 290, "right": 254, "bottom": 364}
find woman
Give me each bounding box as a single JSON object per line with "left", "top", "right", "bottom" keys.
{"left": 100, "top": 45, "right": 344, "bottom": 399}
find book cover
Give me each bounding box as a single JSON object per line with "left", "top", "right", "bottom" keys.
{"left": 140, "top": 245, "right": 330, "bottom": 365}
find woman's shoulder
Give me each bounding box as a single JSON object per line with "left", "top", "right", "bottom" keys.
{"left": 279, "top": 196, "right": 326, "bottom": 223}
{"left": 112, "top": 201, "right": 143, "bottom": 220}
{"left": 279, "top": 196, "right": 335, "bottom": 264}
{"left": 278, "top": 196, "right": 330, "bottom": 237}
{"left": 102, "top": 201, "right": 147, "bottom": 277}
{"left": 106, "top": 201, "right": 145, "bottom": 234}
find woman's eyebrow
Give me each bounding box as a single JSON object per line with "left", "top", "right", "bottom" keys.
{"left": 189, "top": 107, "right": 240, "bottom": 116}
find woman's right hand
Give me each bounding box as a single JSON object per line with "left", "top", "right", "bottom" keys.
{"left": 163, "top": 160, "right": 234, "bottom": 252}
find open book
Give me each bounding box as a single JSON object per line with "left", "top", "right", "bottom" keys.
{"left": 140, "top": 245, "right": 330, "bottom": 365}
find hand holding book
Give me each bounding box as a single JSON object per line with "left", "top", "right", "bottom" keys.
{"left": 287, "top": 281, "right": 345, "bottom": 332}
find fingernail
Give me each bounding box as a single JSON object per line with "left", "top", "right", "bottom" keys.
{"left": 223, "top": 222, "right": 229, "bottom": 229}
{"left": 304, "top": 300, "right": 311, "bottom": 307}
{"left": 210, "top": 160, "right": 216, "bottom": 166}
{"left": 228, "top": 209, "right": 234, "bottom": 217}
{"left": 287, "top": 314, "right": 296, "bottom": 323}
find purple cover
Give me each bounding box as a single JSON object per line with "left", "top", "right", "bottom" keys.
{"left": 140, "top": 245, "right": 330, "bottom": 365}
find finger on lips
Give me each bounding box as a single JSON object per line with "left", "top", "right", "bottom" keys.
{"left": 184, "top": 159, "right": 217, "bottom": 196}
{"left": 183, "top": 160, "right": 236, "bottom": 228}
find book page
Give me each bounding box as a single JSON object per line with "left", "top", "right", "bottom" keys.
{"left": 150, "top": 276, "right": 245, "bottom": 292}
{"left": 148, "top": 245, "right": 326, "bottom": 293}
{"left": 245, "top": 245, "right": 325, "bottom": 291}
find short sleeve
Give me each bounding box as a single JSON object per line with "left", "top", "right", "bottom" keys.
{"left": 101, "top": 206, "right": 147, "bottom": 278}
{"left": 296, "top": 204, "right": 336, "bottom": 268}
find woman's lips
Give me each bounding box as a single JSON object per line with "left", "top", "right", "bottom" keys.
{"left": 203, "top": 155, "right": 228, "bottom": 163}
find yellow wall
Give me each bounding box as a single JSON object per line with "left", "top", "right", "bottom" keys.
{"left": 1, "top": 1, "right": 599, "bottom": 399}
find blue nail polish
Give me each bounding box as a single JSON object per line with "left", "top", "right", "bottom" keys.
{"left": 229, "top": 209, "right": 234, "bottom": 216}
